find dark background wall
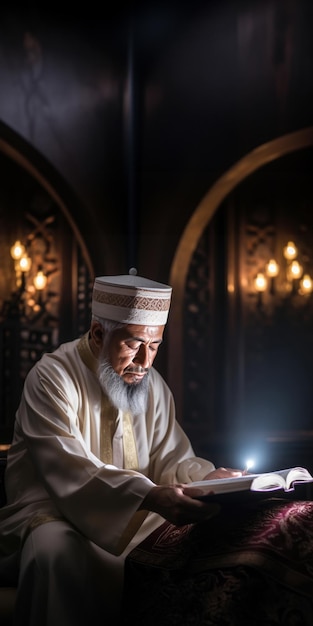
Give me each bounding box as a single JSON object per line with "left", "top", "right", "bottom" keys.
{"left": 1, "top": 0, "right": 313, "bottom": 469}
{"left": 1, "top": 1, "right": 312, "bottom": 275}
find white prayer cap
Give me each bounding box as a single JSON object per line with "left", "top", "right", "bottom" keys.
{"left": 92, "top": 270, "right": 172, "bottom": 325}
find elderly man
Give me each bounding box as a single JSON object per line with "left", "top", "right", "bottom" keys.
{"left": 0, "top": 273, "right": 241, "bottom": 625}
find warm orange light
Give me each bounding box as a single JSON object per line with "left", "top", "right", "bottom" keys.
{"left": 33, "top": 270, "right": 47, "bottom": 290}
{"left": 254, "top": 273, "right": 267, "bottom": 292}
{"left": 255, "top": 241, "right": 312, "bottom": 299}
{"left": 299, "top": 274, "right": 313, "bottom": 294}
{"left": 265, "top": 259, "right": 279, "bottom": 277}
{"left": 287, "top": 260, "right": 303, "bottom": 280}
{"left": 283, "top": 241, "right": 297, "bottom": 261}
{"left": 18, "top": 255, "right": 32, "bottom": 273}
{"left": 10, "top": 240, "right": 25, "bottom": 260}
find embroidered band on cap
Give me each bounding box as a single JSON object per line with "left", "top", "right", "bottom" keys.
{"left": 92, "top": 274, "right": 172, "bottom": 325}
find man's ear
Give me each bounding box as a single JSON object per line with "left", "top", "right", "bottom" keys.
{"left": 90, "top": 321, "right": 105, "bottom": 347}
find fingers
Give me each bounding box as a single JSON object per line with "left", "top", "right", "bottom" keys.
{"left": 203, "top": 467, "right": 243, "bottom": 480}
{"left": 182, "top": 485, "right": 210, "bottom": 499}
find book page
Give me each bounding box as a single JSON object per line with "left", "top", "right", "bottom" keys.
{"left": 188, "top": 473, "right": 260, "bottom": 495}
{"left": 285, "top": 466, "right": 313, "bottom": 490}
{"left": 250, "top": 466, "right": 313, "bottom": 492}
{"left": 250, "top": 473, "right": 286, "bottom": 491}
{"left": 187, "top": 466, "right": 313, "bottom": 497}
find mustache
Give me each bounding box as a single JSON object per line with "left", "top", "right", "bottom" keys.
{"left": 124, "top": 366, "right": 149, "bottom": 374}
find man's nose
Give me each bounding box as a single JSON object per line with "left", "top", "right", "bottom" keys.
{"left": 133, "top": 344, "right": 150, "bottom": 369}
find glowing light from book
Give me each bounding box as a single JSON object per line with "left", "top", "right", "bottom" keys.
{"left": 245, "top": 459, "right": 255, "bottom": 472}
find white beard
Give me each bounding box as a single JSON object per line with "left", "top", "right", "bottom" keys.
{"left": 97, "top": 356, "right": 149, "bottom": 415}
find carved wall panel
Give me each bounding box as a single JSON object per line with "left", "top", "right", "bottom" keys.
{"left": 238, "top": 149, "right": 313, "bottom": 435}
{"left": 0, "top": 133, "right": 93, "bottom": 441}
{"left": 173, "top": 132, "right": 313, "bottom": 470}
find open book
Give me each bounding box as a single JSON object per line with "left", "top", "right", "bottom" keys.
{"left": 187, "top": 466, "right": 313, "bottom": 501}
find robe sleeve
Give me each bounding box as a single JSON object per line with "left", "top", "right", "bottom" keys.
{"left": 141, "top": 368, "right": 216, "bottom": 484}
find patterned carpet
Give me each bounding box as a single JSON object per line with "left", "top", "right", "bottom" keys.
{"left": 122, "top": 496, "right": 313, "bottom": 625}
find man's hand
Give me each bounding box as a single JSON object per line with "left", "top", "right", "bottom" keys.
{"left": 202, "top": 466, "right": 243, "bottom": 481}
{"left": 138, "top": 485, "right": 220, "bottom": 526}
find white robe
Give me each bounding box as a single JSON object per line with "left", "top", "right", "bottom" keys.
{"left": 0, "top": 334, "right": 215, "bottom": 559}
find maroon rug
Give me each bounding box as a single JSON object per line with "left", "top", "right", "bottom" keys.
{"left": 122, "top": 497, "right": 313, "bottom": 625}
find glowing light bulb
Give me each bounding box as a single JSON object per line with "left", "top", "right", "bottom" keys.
{"left": 10, "top": 240, "right": 25, "bottom": 260}
{"left": 33, "top": 270, "right": 47, "bottom": 291}
{"left": 287, "top": 260, "right": 303, "bottom": 280}
{"left": 19, "top": 255, "right": 32, "bottom": 272}
{"left": 265, "top": 259, "right": 279, "bottom": 278}
{"left": 254, "top": 273, "right": 267, "bottom": 292}
{"left": 283, "top": 241, "right": 297, "bottom": 261}
{"left": 299, "top": 274, "right": 313, "bottom": 294}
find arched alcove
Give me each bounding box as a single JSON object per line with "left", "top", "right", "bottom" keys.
{"left": 169, "top": 126, "right": 313, "bottom": 470}
{"left": 0, "top": 121, "right": 95, "bottom": 441}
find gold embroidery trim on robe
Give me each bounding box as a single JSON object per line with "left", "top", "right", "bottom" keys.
{"left": 100, "top": 393, "right": 116, "bottom": 465}
{"left": 77, "top": 332, "right": 98, "bottom": 374}
{"left": 122, "top": 410, "right": 140, "bottom": 471}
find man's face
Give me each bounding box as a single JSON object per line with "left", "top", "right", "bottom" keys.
{"left": 106, "top": 323, "right": 165, "bottom": 383}
{"left": 97, "top": 323, "right": 165, "bottom": 414}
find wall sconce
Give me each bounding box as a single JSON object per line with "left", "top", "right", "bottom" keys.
{"left": 10, "top": 240, "right": 32, "bottom": 288}
{"left": 11, "top": 239, "right": 48, "bottom": 288}
{"left": 0, "top": 212, "right": 59, "bottom": 325}
{"left": 253, "top": 240, "right": 313, "bottom": 305}
{"left": 9, "top": 238, "right": 49, "bottom": 319}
